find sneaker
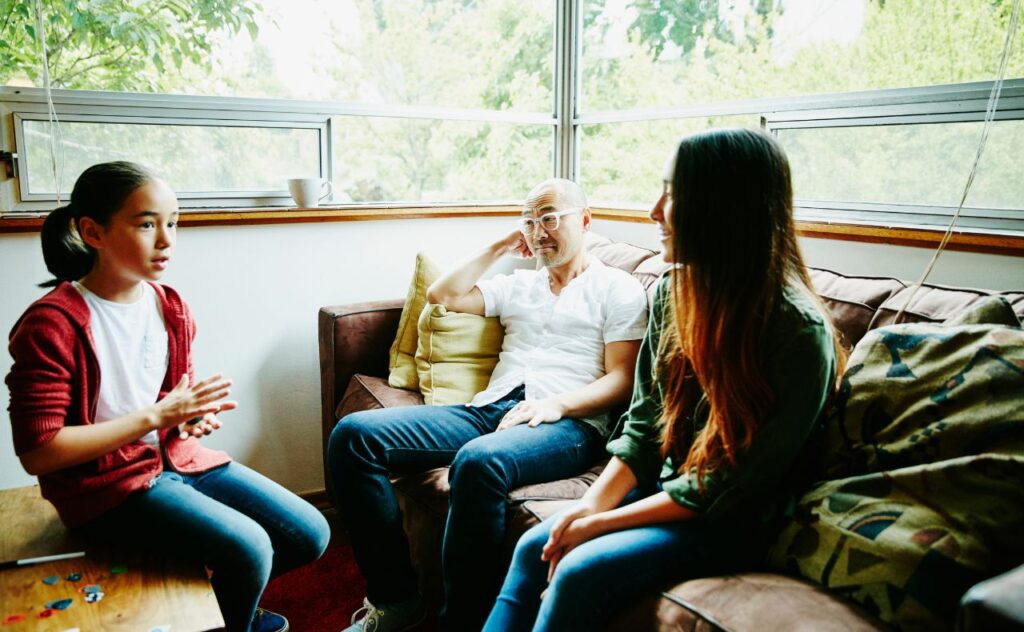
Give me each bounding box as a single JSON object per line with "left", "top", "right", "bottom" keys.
{"left": 344, "top": 596, "right": 425, "bottom": 632}
{"left": 252, "top": 607, "right": 289, "bottom": 632}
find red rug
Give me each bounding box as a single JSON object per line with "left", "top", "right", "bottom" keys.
{"left": 260, "top": 539, "right": 367, "bottom": 631}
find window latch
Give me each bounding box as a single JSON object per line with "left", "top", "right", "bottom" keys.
{"left": 0, "top": 151, "right": 17, "bottom": 179}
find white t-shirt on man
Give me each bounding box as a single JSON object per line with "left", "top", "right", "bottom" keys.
{"left": 473, "top": 257, "right": 648, "bottom": 436}
{"left": 73, "top": 281, "right": 168, "bottom": 446}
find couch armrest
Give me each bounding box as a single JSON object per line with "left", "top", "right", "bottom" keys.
{"left": 318, "top": 299, "right": 404, "bottom": 456}
{"left": 957, "top": 564, "right": 1024, "bottom": 631}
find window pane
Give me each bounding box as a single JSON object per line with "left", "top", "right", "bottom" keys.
{"left": 779, "top": 120, "right": 1024, "bottom": 211}
{"left": 331, "top": 117, "right": 553, "bottom": 203}
{"left": 581, "top": 0, "right": 1024, "bottom": 112}
{"left": 24, "top": 120, "right": 320, "bottom": 195}
{"left": 579, "top": 116, "right": 760, "bottom": 206}
{"left": 2, "top": 0, "right": 554, "bottom": 112}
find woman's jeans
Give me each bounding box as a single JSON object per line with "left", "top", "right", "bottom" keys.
{"left": 483, "top": 492, "right": 774, "bottom": 632}
{"left": 79, "top": 461, "right": 330, "bottom": 632}
{"left": 327, "top": 386, "right": 604, "bottom": 631}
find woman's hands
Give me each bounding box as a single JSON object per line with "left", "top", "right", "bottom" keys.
{"left": 151, "top": 373, "right": 238, "bottom": 440}
{"left": 541, "top": 499, "right": 604, "bottom": 583}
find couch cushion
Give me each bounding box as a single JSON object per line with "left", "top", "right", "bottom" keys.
{"left": 388, "top": 252, "right": 442, "bottom": 391}
{"left": 808, "top": 268, "right": 905, "bottom": 350}
{"left": 586, "top": 232, "right": 659, "bottom": 274}
{"left": 335, "top": 374, "right": 424, "bottom": 420}
{"left": 870, "top": 283, "right": 1024, "bottom": 330}
{"left": 416, "top": 304, "right": 504, "bottom": 405}
{"left": 606, "top": 573, "right": 881, "bottom": 632}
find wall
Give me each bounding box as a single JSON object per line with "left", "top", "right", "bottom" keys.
{"left": 1, "top": 217, "right": 1022, "bottom": 493}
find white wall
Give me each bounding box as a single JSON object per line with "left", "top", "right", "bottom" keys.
{"left": 2, "top": 217, "right": 1022, "bottom": 493}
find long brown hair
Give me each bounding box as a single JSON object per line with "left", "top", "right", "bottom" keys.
{"left": 657, "top": 128, "right": 845, "bottom": 484}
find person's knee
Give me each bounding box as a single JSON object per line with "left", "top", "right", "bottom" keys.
{"left": 511, "top": 523, "right": 549, "bottom": 569}
{"left": 546, "top": 552, "right": 592, "bottom": 601}
{"left": 214, "top": 518, "right": 275, "bottom": 585}
{"left": 328, "top": 411, "right": 380, "bottom": 467}
{"left": 294, "top": 507, "right": 331, "bottom": 564}
{"left": 449, "top": 442, "right": 511, "bottom": 496}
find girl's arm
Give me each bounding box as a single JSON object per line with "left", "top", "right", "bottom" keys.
{"left": 19, "top": 373, "right": 233, "bottom": 476}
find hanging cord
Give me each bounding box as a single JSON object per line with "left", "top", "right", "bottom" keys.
{"left": 33, "top": 0, "right": 65, "bottom": 206}
{"left": 893, "top": 0, "right": 1022, "bottom": 323}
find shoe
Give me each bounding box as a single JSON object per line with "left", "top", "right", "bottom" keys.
{"left": 344, "top": 596, "right": 425, "bottom": 632}
{"left": 252, "top": 607, "right": 290, "bottom": 632}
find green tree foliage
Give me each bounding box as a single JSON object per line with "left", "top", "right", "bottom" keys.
{"left": 0, "top": 0, "right": 263, "bottom": 91}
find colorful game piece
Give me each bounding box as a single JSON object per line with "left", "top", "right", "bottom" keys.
{"left": 64, "top": 572, "right": 82, "bottom": 581}
{"left": 84, "top": 591, "right": 104, "bottom": 603}
{"left": 110, "top": 565, "right": 127, "bottom": 574}
{"left": 37, "top": 609, "right": 55, "bottom": 618}
{"left": 82, "top": 584, "right": 101, "bottom": 594}
{"left": 2, "top": 614, "right": 26, "bottom": 624}
{"left": 45, "top": 599, "right": 73, "bottom": 611}
{"left": 42, "top": 575, "right": 59, "bottom": 585}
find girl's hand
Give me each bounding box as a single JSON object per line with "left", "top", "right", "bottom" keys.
{"left": 542, "top": 500, "right": 602, "bottom": 582}
{"left": 152, "top": 373, "right": 237, "bottom": 437}
{"left": 177, "top": 404, "right": 237, "bottom": 440}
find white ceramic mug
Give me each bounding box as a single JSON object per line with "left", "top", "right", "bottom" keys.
{"left": 287, "top": 177, "right": 334, "bottom": 207}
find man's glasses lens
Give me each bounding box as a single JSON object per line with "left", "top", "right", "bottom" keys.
{"left": 519, "top": 209, "right": 578, "bottom": 234}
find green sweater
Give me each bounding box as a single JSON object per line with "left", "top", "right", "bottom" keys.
{"left": 606, "top": 275, "right": 837, "bottom": 522}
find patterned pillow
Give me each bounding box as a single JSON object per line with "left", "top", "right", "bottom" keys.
{"left": 767, "top": 301, "right": 1024, "bottom": 629}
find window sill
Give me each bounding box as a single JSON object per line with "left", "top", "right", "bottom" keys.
{"left": 1, "top": 204, "right": 1021, "bottom": 256}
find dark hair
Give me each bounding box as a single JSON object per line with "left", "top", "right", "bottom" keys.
{"left": 657, "top": 127, "right": 846, "bottom": 482}
{"left": 39, "top": 161, "right": 155, "bottom": 287}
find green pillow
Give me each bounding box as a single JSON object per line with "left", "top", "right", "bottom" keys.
{"left": 415, "top": 303, "right": 504, "bottom": 405}
{"left": 767, "top": 319, "right": 1024, "bottom": 629}
{"left": 388, "top": 252, "right": 442, "bottom": 390}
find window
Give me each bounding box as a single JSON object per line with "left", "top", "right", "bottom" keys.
{"left": 2, "top": 0, "right": 1022, "bottom": 236}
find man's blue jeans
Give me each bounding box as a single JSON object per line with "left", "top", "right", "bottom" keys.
{"left": 482, "top": 490, "right": 773, "bottom": 632}
{"left": 79, "top": 462, "right": 330, "bottom": 632}
{"left": 327, "top": 386, "right": 603, "bottom": 631}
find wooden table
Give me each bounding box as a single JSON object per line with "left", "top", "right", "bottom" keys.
{"left": 0, "top": 485, "right": 224, "bottom": 631}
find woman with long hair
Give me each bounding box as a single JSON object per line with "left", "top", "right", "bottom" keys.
{"left": 483, "top": 127, "right": 847, "bottom": 631}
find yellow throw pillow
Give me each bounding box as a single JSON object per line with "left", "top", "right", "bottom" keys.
{"left": 416, "top": 303, "right": 504, "bottom": 405}
{"left": 388, "top": 252, "right": 442, "bottom": 390}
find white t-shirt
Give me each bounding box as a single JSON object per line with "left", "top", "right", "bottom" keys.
{"left": 473, "top": 258, "right": 648, "bottom": 435}
{"left": 73, "top": 281, "right": 168, "bottom": 446}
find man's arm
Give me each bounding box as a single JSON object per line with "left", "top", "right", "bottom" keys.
{"left": 425, "top": 229, "right": 530, "bottom": 316}
{"left": 497, "top": 339, "right": 641, "bottom": 430}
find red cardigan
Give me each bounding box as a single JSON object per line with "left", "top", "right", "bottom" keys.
{"left": 6, "top": 282, "right": 230, "bottom": 527}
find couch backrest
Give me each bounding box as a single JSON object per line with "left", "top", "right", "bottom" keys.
{"left": 585, "top": 234, "right": 1024, "bottom": 351}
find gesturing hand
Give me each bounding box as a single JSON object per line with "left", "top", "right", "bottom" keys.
{"left": 152, "top": 373, "right": 237, "bottom": 439}
{"left": 497, "top": 397, "right": 566, "bottom": 431}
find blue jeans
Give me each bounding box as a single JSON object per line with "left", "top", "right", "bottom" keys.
{"left": 483, "top": 491, "right": 773, "bottom": 632}
{"left": 79, "top": 461, "right": 330, "bottom": 632}
{"left": 327, "top": 386, "right": 603, "bottom": 631}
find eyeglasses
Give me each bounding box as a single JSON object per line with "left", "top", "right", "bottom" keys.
{"left": 518, "top": 208, "right": 582, "bottom": 234}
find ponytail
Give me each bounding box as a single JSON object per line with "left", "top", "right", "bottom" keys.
{"left": 37, "top": 161, "right": 155, "bottom": 288}
{"left": 39, "top": 204, "right": 93, "bottom": 288}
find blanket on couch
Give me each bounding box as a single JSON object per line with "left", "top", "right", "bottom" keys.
{"left": 767, "top": 299, "right": 1024, "bottom": 629}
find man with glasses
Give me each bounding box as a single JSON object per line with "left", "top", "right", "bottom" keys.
{"left": 330, "top": 178, "right": 648, "bottom": 632}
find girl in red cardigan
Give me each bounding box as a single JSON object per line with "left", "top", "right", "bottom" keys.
{"left": 6, "top": 161, "right": 329, "bottom": 632}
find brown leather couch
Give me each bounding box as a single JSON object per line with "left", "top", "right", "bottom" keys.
{"left": 318, "top": 235, "right": 1024, "bottom": 631}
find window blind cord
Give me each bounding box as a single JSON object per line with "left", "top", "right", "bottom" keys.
{"left": 32, "top": 0, "right": 65, "bottom": 207}
{"left": 893, "top": 0, "right": 1021, "bottom": 324}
